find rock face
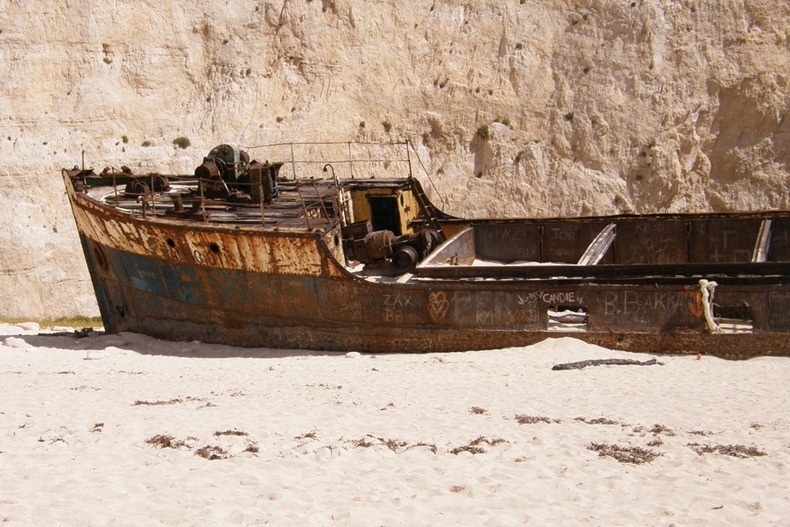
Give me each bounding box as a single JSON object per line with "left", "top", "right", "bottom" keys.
{"left": 0, "top": 0, "right": 787, "bottom": 319}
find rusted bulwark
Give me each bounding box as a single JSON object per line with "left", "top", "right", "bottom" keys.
{"left": 73, "top": 230, "right": 790, "bottom": 358}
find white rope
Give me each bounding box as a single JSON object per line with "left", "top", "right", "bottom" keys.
{"left": 699, "top": 279, "right": 721, "bottom": 333}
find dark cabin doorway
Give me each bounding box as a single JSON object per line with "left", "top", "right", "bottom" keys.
{"left": 368, "top": 195, "right": 401, "bottom": 235}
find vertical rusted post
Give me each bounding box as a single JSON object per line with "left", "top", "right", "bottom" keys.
{"left": 80, "top": 150, "right": 88, "bottom": 198}
{"left": 348, "top": 142, "right": 354, "bottom": 179}
{"left": 199, "top": 177, "right": 206, "bottom": 220}
{"left": 150, "top": 174, "right": 156, "bottom": 215}
{"left": 405, "top": 140, "right": 413, "bottom": 179}
{"left": 290, "top": 143, "right": 296, "bottom": 180}
{"left": 259, "top": 178, "right": 266, "bottom": 226}
{"left": 324, "top": 163, "right": 348, "bottom": 227}
{"left": 311, "top": 178, "right": 329, "bottom": 219}
{"left": 112, "top": 172, "right": 117, "bottom": 202}
{"left": 295, "top": 182, "right": 312, "bottom": 229}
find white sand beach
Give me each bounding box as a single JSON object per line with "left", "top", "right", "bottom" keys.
{"left": 1, "top": 323, "right": 787, "bottom": 526}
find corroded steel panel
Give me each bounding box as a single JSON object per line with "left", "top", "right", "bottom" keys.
{"left": 71, "top": 192, "right": 326, "bottom": 277}
{"left": 541, "top": 220, "right": 614, "bottom": 264}
{"left": 770, "top": 218, "right": 790, "bottom": 262}
{"left": 474, "top": 223, "right": 542, "bottom": 262}
{"left": 587, "top": 286, "right": 704, "bottom": 332}
{"left": 689, "top": 218, "right": 762, "bottom": 263}
{"left": 769, "top": 291, "right": 790, "bottom": 331}
{"left": 614, "top": 220, "right": 688, "bottom": 264}
{"left": 427, "top": 288, "right": 546, "bottom": 329}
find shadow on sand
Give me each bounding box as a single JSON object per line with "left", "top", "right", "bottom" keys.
{"left": 18, "top": 330, "right": 346, "bottom": 359}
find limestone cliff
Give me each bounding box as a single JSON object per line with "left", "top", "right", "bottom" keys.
{"left": 0, "top": 0, "right": 787, "bottom": 318}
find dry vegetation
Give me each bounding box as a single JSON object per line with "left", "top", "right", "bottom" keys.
{"left": 145, "top": 434, "right": 193, "bottom": 449}
{"left": 0, "top": 316, "right": 103, "bottom": 328}
{"left": 515, "top": 414, "right": 560, "bottom": 425}
{"left": 214, "top": 429, "right": 249, "bottom": 437}
{"left": 588, "top": 443, "right": 661, "bottom": 464}
{"left": 649, "top": 424, "right": 676, "bottom": 436}
{"left": 348, "top": 435, "right": 437, "bottom": 454}
{"left": 574, "top": 417, "right": 620, "bottom": 425}
{"left": 686, "top": 443, "right": 766, "bottom": 458}
{"left": 195, "top": 445, "right": 230, "bottom": 460}
{"left": 450, "top": 436, "right": 507, "bottom": 455}
{"left": 137, "top": 409, "right": 768, "bottom": 466}
{"left": 133, "top": 398, "right": 183, "bottom": 406}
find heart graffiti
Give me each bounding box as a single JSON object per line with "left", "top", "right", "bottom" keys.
{"left": 427, "top": 291, "right": 449, "bottom": 321}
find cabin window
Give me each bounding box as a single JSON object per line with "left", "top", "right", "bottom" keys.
{"left": 367, "top": 195, "right": 401, "bottom": 235}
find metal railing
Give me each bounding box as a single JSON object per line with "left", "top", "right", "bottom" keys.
{"left": 99, "top": 140, "right": 447, "bottom": 227}
{"left": 242, "top": 140, "right": 413, "bottom": 181}
{"left": 242, "top": 139, "right": 446, "bottom": 210}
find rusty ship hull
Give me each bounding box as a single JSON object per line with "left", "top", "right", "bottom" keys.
{"left": 64, "top": 142, "right": 790, "bottom": 358}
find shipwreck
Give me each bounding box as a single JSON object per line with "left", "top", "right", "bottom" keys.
{"left": 64, "top": 142, "right": 789, "bottom": 358}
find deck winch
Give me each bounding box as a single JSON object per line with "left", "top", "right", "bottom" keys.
{"left": 343, "top": 219, "right": 440, "bottom": 270}
{"left": 195, "top": 144, "right": 281, "bottom": 203}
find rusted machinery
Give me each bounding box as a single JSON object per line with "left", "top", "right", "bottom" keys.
{"left": 194, "top": 144, "right": 281, "bottom": 203}
{"left": 342, "top": 219, "right": 442, "bottom": 270}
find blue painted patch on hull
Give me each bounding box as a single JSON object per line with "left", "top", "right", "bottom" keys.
{"left": 92, "top": 242, "right": 324, "bottom": 326}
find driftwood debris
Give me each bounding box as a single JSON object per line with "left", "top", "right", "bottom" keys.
{"left": 37, "top": 327, "right": 95, "bottom": 339}
{"left": 552, "top": 358, "right": 659, "bottom": 371}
